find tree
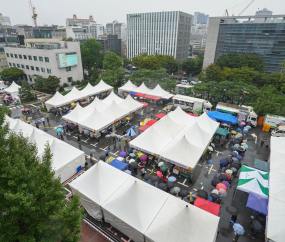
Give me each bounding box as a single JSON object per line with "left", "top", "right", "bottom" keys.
{"left": 1, "top": 67, "right": 24, "bottom": 83}
{"left": 62, "top": 37, "right": 73, "bottom": 41}
{"left": 80, "top": 39, "right": 104, "bottom": 71}
{"left": 98, "top": 69, "right": 125, "bottom": 86}
{"left": 160, "top": 77, "right": 176, "bottom": 92}
{"left": 182, "top": 59, "right": 198, "bottom": 76}
{"left": 198, "top": 65, "right": 221, "bottom": 82}
{"left": 42, "top": 76, "right": 60, "bottom": 94}
{"left": 103, "top": 52, "right": 122, "bottom": 70}
{"left": 18, "top": 82, "right": 34, "bottom": 101}
{"left": 33, "top": 78, "right": 46, "bottom": 92}
{"left": 132, "top": 53, "right": 162, "bottom": 70}
{"left": 156, "top": 55, "right": 179, "bottom": 74}
{"left": 0, "top": 106, "right": 85, "bottom": 241}
{"left": 122, "top": 57, "right": 132, "bottom": 67}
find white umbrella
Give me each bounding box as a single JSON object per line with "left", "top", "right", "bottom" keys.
{"left": 211, "top": 189, "right": 219, "bottom": 195}
{"left": 219, "top": 188, "right": 227, "bottom": 197}
{"left": 208, "top": 146, "right": 213, "bottom": 151}
{"left": 129, "top": 158, "right": 135, "bottom": 163}
{"left": 171, "top": 187, "right": 181, "bottom": 194}
{"left": 116, "top": 157, "right": 124, "bottom": 161}
{"left": 158, "top": 162, "right": 164, "bottom": 167}
{"left": 210, "top": 143, "right": 215, "bottom": 148}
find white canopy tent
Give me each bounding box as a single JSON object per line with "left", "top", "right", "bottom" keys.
{"left": 95, "top": 80, "right": 114, "bottom": 93}
{"left": 152, "top": 115, "right": 184, "bottom": 138}
{"left": 119, "top": 95, "right": 144, "bottom": 113}
{"left": 102, "top": 177, "right": 169, "bottom": 242}
{"left": 167, "top": 106, "right": 194, "bottom": 125}
{"left": 4, "top": 81, "right": 21, "bottom": 98}
{"left": 5, "top": 117, "right": 85, "bottom": 183}
{"left": 147, "top": 84, "right": 170, "bottom": 98}
{"left": 102, "top": 91, "right": 124, "bottom": 105}
{"left": 101, "top": 101, "right": 129, "bottom": 122}
{"left": 64, "top": 87, "right": 87, "bottom": 102}
{"left": 118, "top": 80, "right": 138, "bottom": 94}
{"left": 80, "top": 83, "right": 98, "bottom": 96}
{"left": 83, "top": 97, "right": 108, "bottom": 113}
{"left": 69, "top": 161, "right": 130, "bottom": 220}
{"left": 45, "top": 91, "right": 70, "bottom": 111}
{"left": 145, "top": 195, "right": 220, "bottom": 242}
{"left": 62, "top": 104, "right": 90, "bottom": 124}
{"left": 133, "top": 82, "right": 152, "bottom": 94}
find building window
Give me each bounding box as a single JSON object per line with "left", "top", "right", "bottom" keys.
{"left": 10, "top": 54, "right": 13, "bottom": 58}
{"left": 39, "top": 56, "right": 43, "bottom": 61}
{"left": 15, "top": 54, "right": 18, "bottom": 58}
{"left": 13, "top": 63, "right": 15, "bottom": 67}
{"left": 41, "top": 68, "right": 45, "bottom": 72}
{"left": 9, "top": 62, "right": 12, "bottom": 66}
{"left": 28, "top": 55, "right": 32, "bottom": 60}
{"left": 36, "top": 67, "right": 40, "bottom": 71}
{"left": 67, "top": 77, "right": 73, "bottom": 83}
{"left": 0, "top": 58, "right": 7, "bottom": 62}
{"left": 6, "top": 53, "right": 9, "bottom": 57}
{"left": 66, "top": 66, "right": 71, "bottom": 72}
{"left": 26, "top": 65, "right": 29, "bottom": 69}
{"left": 24, "top": 55, "right": 27, "bottom": 59}
{"left": 19, "top": 55, "right": 22, "bottom": 59}
{"left": 0, "top": 66, "right": 9, "bottom": 69}
{"left": 33, "top": 56, "right": 37, "bottom": 61}
{"left": 45, "top": 57, "right": 49, "bottom": 62}
{"left": 17, "top": 64, "right": 20, "bottom": 68}
{"left": 21, "top": 64, "right": 25, "bottom": 69}
{"left": 47, "top": 69, "right": 51, "bottom": 74}
{"left": 31, "top": 66, "right": 34, "bottom": 70}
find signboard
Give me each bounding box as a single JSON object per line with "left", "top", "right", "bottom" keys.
{"left": 57, "top": 52, "right": 78, "bottom": 68}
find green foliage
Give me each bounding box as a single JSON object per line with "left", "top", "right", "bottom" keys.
{"left": 132, "top": 53, "right": 161, "bottom": 70}
{"left": 1, "top": 67, "right": 24, "bottom": 82}
{"left": 98, "top": 69, "right": 125, "bottom": 86}
{"left": 61, "top": 90, "right": 70, "bottom": 96}
{"left": 62, "top": 37, "right": 73, "bottom": 41}
{"left": 181, "top": 54, "right": 203, "bottom": 76}
{"left": 34, "top": 78, "right": 46, "bottom": 92}
{"left": 216, "top": 52, "right": 265, "bottom": 72}
{"left": 59, "top": 86, "right": 64, "bottom": 92}
{"left": 43, "top": 76, "right": 61, "bottom": 94}
{"left": 103, "top": 52, "right": 122, "bottom": 70}
{"left": 71, "top": 81, "right": 77, "bottom": 86}
{"left": 160, "top": 77, "right": 176, "bottom": 92}
{"left": 63, "top": 83, "right": 69, "bottom": 87}
{"left": 198, "top": 65, "right": 221, "bottom": 82}
{"left": 156, "top": 55, "right": 180, "bottom": 74}
{"left": 81, "top": 79, "right": 88, "bottom": 86}
{"left": 122, "top": 57, "right": 132, "bottom": 67}
{"left": 18, "top": 82, "right": 34, "bottom": 101}
{"left": 79, "top": 85, "right": 87, "bottom": 90}
{"left": 40, "top": 106, "right": 47, "bottom": 112}
{"left": 76, "top": 80, "right": 81, "bottom": 85}
{"left": 2, "top": 105, "right": 12, "bottom": 117}
{"left": 0, "top": 107, "right": 85, "bottom": 241}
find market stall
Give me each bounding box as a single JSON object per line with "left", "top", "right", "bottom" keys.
{"left": 207, "top": 111, "right": 238, "bottom": 124}
{"left": 83, "top": 96, "right": 108, "bottom": 112}
{"left": 119, "top": 95, "right": 144, "bottom": 113}
{"left": 4, "top": 81, "right": 21, "bottom": 98}
{"left": 118, "top": 80, "right": 138, "bottom": 94}
{"left": 45, "top": 91, "right": 70, "bottom": 111}
{"left": 246, "top": 192, "right": 268, "bottom": 216}
{"left": 109, "top": 159, "right": 129, "bottom": 171}
{"left": 253, "top": 158, "right": 269, "bottom": 172}
{"left": 215, "top": 127, "right": 229, "bottom": 137}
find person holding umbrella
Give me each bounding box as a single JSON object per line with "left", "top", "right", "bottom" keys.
{"left": 232, "top": 223, "right": 244, "bottom": 241}
{"left": 226, "top": 206, "right": 238, "bottom": 224}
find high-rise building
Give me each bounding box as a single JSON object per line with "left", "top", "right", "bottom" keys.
{"left": 106, "top": 20, "right": 126, "bottom": 42}
{"left": 3, "top": 16, "right": 11, "bottom": 25}
{"left": 66, "top": 14, "right": 94, "bottom": 26}
{"left": 127, "top": 11, "right": 192, "bottom": 62}
{"left": 192, "top": 12, "right": 209, "bottom": 25}
{"left": 203, "top": 14, "right": 285, "bottom": 73}
{"left": 97, "top": 34, "right": 121, "bottom": 53}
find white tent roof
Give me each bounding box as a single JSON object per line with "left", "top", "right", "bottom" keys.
{"left": 11, "top": 119, "right": 34, "bottom": 137}
{"left": 84, "top": 97, "right": 108, "bottom": 113}
{"left": 5, "top": 81, "right": 20, "bottom": 94}
{"left": 119, "top": 80, "right": 138, "bottom": 92}
{"left": 152, "top": 115, "right": 184, "bottom": 138}
{"left": 80, "top": 83, "right": 98, "bottom": 96}
{"left": 270, "top": 137, "right": 285, "bottom": 175}
{"left": 167, "top": 106, "right": 194, "bottom": 125}
{"left": 65, "top": 87, "right": 87, "bottom": 102}
{"left": 102, "top": 91, "right": 124, "bottom": 105}
{"left": 95, "top": 80, "right": 113, "bottom": 92}
{"left": 45, "top": 91, "right": 70, "bottom": 110}
{"left": 269, "top": 170, "right": 285, "bottom": 203}
{"left": 119, "top": 95, "right": 143, "bottom": 112}
{"left": 62, "top": 104, "right": 90, "bottom": 124}
{"left": 29, "top": 129, "right": 54, "bottom": 157}
{"left": 134, "top": 82, "right": 152, "bottom": 94}
{"left": 145, "top": 195, "right": 219, "bottom": 242}
{"left": 102, "top": 177, "right": 169, "bottom": 242}
{"left": 130, "top": 126, "right": 172, "bottom": 155}
{"left": 147, "top": 84, "right": 169, "bottom": 97}
{"left": 101, "top": 100, "right": 129, "bottom": 121}
{"left": 197, "top": 113, "right": 219, "bottom": 134}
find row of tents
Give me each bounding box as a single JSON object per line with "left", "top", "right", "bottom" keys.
{"left": 70, "top": 161, "right": 220, "bottom": 242}
{"left": 130, "top": 106, "right": 219, "bottom": 170}
{"left": 4, "top": 116, "right": 85, "bottom": 183}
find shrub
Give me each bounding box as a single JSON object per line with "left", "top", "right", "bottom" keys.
{"left": 81, "top": 79, "right": 88, "bottom": 86}
{"left": 76, "top": 80, "right": 81, "bottom": 85}
{"left": 40, "top": 106, "right": 47, "bottom": 112}
{"left": 71, "top": 81, "right": 77, "bottom": 86}
{"left": 61, "top": 90, "right": 70, "bottom": 96}
{"left": 63, "top": 83, "right": 69, "bottom": 87}
{"left": 59, "top": 86, "right": 64, "bottom": 92}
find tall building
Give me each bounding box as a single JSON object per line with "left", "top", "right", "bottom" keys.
{"left": 192, "top": 12, "right": 209, "bottom": 25}
{"left": 3, "top": 16, "right": 11, "bottom": 25}
{"left": 97, "top": 34, "right": 121, "bottom": 53}
{"left": 14, "top": 25, "right": 33, "bottom": 39}
{"left": 4, "top": 41, "right": 83, "bottom": 84}
{"left": 203, "top": 14, "right": 285, "bottom": 73}
{"left": 66, "top": 14, "right": 94, "bottom": 26}
{"left": 127, "top": 11, "right": 192, "bottom": 62}
{"left": 106, "top": 20, "right": 126, "bottom": 42}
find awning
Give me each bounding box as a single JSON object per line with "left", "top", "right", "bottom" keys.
{"left": 246, "top": 192, "right": 268, "bottom": 216}
{"left": 155, "top": 113, "right": 166, "bottom": 119}
{"left": 216, "top": 127, "right": 229, "bottom": 137}
{"left": 194, "top": 197, "right": 221, "bottom": 216}
{"left": 138, "top": 125, "right": 151, "bottom": 132}
{"left": 109, "top": 159, "right": 129, "bottom": 171}
{"left": 145, "top": 120, "right": 157, "bottom": 126}
{"left": 187, "top": 113, "right": 199, "bottom": 117}
{"left": 253, "top": 158, "right": 269, "bottom": 172}
{"left": 138, "top": 102, "right": 148, "bottom": 107}
{"left": 135, "top": 93, "right": 145, "bottom": 97}
{"left": 129, "top": 91, "right": 138, "bottom": 95}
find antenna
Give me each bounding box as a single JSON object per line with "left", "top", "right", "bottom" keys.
{"left": 29, "top": 0, "right": 38, "bottom": 27}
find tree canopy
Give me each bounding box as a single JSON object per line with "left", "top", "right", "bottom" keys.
{"left": 103, "top": 52, "right": 122, "bottom": 70}
{"left": 181, "top": 53, "right": 204, "bottom": 76}
{"left": 18, "top": 82, "right": 34, "bottom": 101}
{"left": 1, "top": 67, "right": 24, "bottom": 83}
{"left": 98, "top": 69, "right": 125, "bottom": 86}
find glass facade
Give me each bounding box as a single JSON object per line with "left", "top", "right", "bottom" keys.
{"left": 215, "top": 22, "right": 285, "bottom": 73}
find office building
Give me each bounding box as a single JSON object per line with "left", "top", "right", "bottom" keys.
{"left": 97, "top": 34, "right": 121, "bottom": 53}
{"left": 0, "top": 34, "right": 19, "bottom": 73}
{"left": 4, "top": 41, "right": 83, "bottom": 84}
{"left": 203, "top": 15, "right": 285, "bottom": 73}
{"left": 66, "top": 22, "right": 104, "bottom": 41}
{"left": 66, "top": 14, "right": 94, "bottom": 26}
{"left": 3, "top": 16, "right": 11, "bottom": 25}
{"left": 106, "top": 20, "right": 126, "bottom": 42}
{"left": 254, "top": 8, "right": 273, "bottom": 23}
{"left": 51, "top": 29, "right": 66, "bottom": 39}
{"left": 32, "top": 26, "right": 58, "bottom": 38}
{"left": 192, "top": 12, "right": 209, "bottom": 25}
{"left": 127, "top": 11, "right": 192, "bottom": 62}
{"left": 191, "top": 22, "right": 208, "bottom": 35}
{"left": 14, "top": 25, "right": 33, "bottom": 39}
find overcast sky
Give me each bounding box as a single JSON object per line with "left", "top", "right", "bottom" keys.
{"left": 2, "top": 0, "right": 284, "bottom": 26}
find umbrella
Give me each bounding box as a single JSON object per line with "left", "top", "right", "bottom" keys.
{"left": 156, "top": 171, "right": 163, "bottom": 178}
{"left": 172, "top": 187, "right": 180, "bottom": 194}
{"left": 222, "top": 181, "right": 230, "bottom": 188}
{"left": 187, "top": 191, "right": 197, "bottom": 202}
{"left": 231, "top": 146, "right": 238, "bottom": 151}
{"left": 67, "top": 110, "right": 71, "bottom": 114}
{"left": 126, "top": 127, "right": 136, "bottom": 136}
{"left": 197, "top": 189, "right": 208, "bottom": 200}
{"left": 106, "top": 135, "right": 110, "bottom": 138}
{"left": 119, "top": 151, "right": 127, "bottom": 157}
{"left": 56, "top": 128, "right": 62, "bottom": 133}
{"left": 35, "top": 121, "right": 41, "bottom": 125}
{"left": 179, "top": 189, "right": 188, "bottom": 197}
{"left": 160, "top": 166, "right": 168, "bottom": 172}
{"left": 214, "top": 173, "right": 221, "bottom": 179}
{"left": 244, "top": 127, "right": 249, "bottom": 131}
{"left": 220, "top": 159, "right": 228, "bottom": 167}
{"left": 226, "top": 169, "right": 233, "bottom": 176}
{"left": 105, "top": 150, "right": 110, "bottom": 156}
{"left": 124, "top": 170, "right": 132, "bottom": 175}
{"left": 236, "top": 128, "right": 242, "bottom": 132}
{"left": 208, "top": 146, "right": 213, "bottom": 151}
{"left": 236, "top": 155, "right": 243, "bottom": 161}
{"left": 231, "top": 152, "right": 238, "bottom": 157}
{"left": 211, "top": 179, "right": 220, "bottom": 187}
{"left": 158, "top": 162, "right": 164, "bottom": 167}
{"left": 207, "top": 196, "right": 214, "bottom": 202}
{"left": 226, "top": 206, "right": 238, "bottom": 215}
{"left": 138, "top": 166, "right": 145, "bottom": 169}
{"left": 210, "top": 193, "right": 220, "bottom": 201}
{"left": 242, "top": 144, "right": 248, "bottom": 150}
{"left": 99, "top": 155, "right": 106, "bottom": 160}
{"left": 235, "top": 133, "right": 243, "bottom": 139}
{"left": 216, "top": 183, "right": 227, "bottom": 191}
{"left": 158, "top": 183, "right": 166, "bottom": 190}
{"left": 24, "top": 108, "right": 29, "bottom": 111}
{"left": 238, "top": 146, "right": 245, "bottom": 152}
{"left": 110, "top": 133, "right": 117, "bottom": 137}
{"left": 71, "top": 103, "right": 75, "bottom": 107}
{"left": 84, "top": 130, "right": 89, "bottom": 135}
{"left": 168, "top": 176, "right": 176, "bottom": 182}
{"left": 210, "top": 143, "right": 215, "bottom": 148}
{"left": 127, "top": 148, "right": 133, "bottom": 153}
{"left": 14, "top": 116, "right": 21, "bottom": 119}
{"left": 117, "top": 157, "right": 124, "bottom": 161}
{"left": 233, "top": 140, "right": 240, "bottom": 145}
{"left": 144, "top": 174, "right": 151, "bottom": 180}
{"left": 207, "top": 159, "right": 213, "bottom": 165}
{"left": 140, "top": 155, "right": 147, "bottom": 161}
{"left": 233, "top": 223, "right": 244, "bottom": 235}
{"left": 219, "top": 174, "right": 229, "bottom": 181}
{"left": 241, "top": 122, "right": 246, "bottom": 125}
{"left": 129, "top": 153, "right": 136, "bottom": 157}
{"left": 215, "top": 135, "right": 220, "bottom": 141}
{"left": 211, "top": 189, "right": 219, "bottom": 195}
{"left": 219, "top": 188, "right": 227, "bottom": 197}
{"left": 225, "top": 157, "right": 232, "bottom": 163}
{"left": 231, "top": 131, "right": 237, "bottom": 134}
{"left": 232, "top": 157, "right": 238, "bottom": 162}
{"left": 151, "top": 176, "right": 159, "bottom": 182}
{"left": 225, "top": 174, "right": 231, "bottom": 180}
{"left": 231, "top": 164, "right": 239, "bottom": 171}
{"left": 238, "top": 124, "right": 244, "bottom": 128}
{"left": 251, "top": 220, "right": 264, "bottom": 233}
{"left": 130, "top": 162, "right": 138, "bottom": 168}
{"left": 67, "top": 123, "right": 73, "bottom": 129}
{"left": 90, "top": 149, "right": 96, "bottom": 154}
{"left": 166, "top": 182, "right": 174, "bottom": 189}
{"left": 138, "top": 153, "right": 144, "bottom": 158}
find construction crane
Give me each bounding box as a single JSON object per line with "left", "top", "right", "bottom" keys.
{"left": 29, "top": 0, "right": 38, "bottom": 27}
{"left": 238, "top": 0, "right": 255, "bottom": 16}
{"left": 225, "top": 9, "right": 229, "bottom": 17}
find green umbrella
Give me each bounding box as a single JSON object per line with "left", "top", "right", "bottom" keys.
{"left": 160, "top": 166, "right": 167, "bottom": 172}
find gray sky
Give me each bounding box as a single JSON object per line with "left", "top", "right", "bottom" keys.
{"left": 2, "top": 0, "right": 284, "bottom": 26}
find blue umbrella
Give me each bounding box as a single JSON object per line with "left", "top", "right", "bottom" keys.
{"left": 124, "top": 170, "right": 131, "bottom": 175}
{"left": 131, "top": 126, "right": 135, "bottom": 129}
{"left": 35, "top": 121, "right": 41, "bottom": 125}
{"left": 210, "top": 117, "right": 217, "bottom": 122}
{"left": 126, "top": 127, "right": 136, "bottom": 137}
{"left": 231, "top": 152, "right": 237, "bottom": 157}
{"left": 207, "top": 159, "right": 213, "bottom": 165}
{"left": 105, "top": 150, "right": 110, "bottom": 156}
{"left": 233, "top": 223, "right": 245, "bottom": 235}
{"left": 246, "top": 192, "right": 268, "bottom": 215}
{"left": 168, "top": 176, "right": 177, "bottom": 182}
{"left": 243, "top": 130, "right": 248, "bottom": 134}
{"left": 129, "top": 153, "right": 136, "bottom": 157}
{"left": 128, "top": 148, "right": 133, "bottom": 153}
{"left": 244, "top": 127, "right": 249, "bottom": 130}
{"left": 238, "top": 124, "right": 244, "bottom": 128}
{"left": 14, "top": 116, "right": 21, "bottom": 119}
{"left": 236, "top": 128, "right": 242, "bottom": 132}
{"left": 220, "top": 159, "right": 228, "bottom": 167}
{"left": 56, "top": 128, "right": 62, "bottom": 133}
{"left": 67, "top": 110, "right": 71, "bottom": 114}
{"left": 61, "top": 121, "right": 65, "bottom": 125}
{"left": 207, "top": 196, "right": 214, "bottom": 202}
{"left": 236, "top": 155, "right": 243, "bottom": 161}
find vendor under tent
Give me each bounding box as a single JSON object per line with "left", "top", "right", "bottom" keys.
{"left": 69, "top": 161, "right": 130, "bottom": 220}
{"left": 216, "top": 127, "right": 229, "bottom": 137}
{"left": 145, "top": 195, "right": 220, "bottom": 242}
{"left": 4, "top": 81, "right": 21, "bottom": 98}
{"left": 129, "top": 91, "right": 138, "bottom": 95}
{"left": 102, "top": 176, "right": 169, "bottom": 242}
{"left": 109, "top": 159, "right": 129, "bottom": 171}
{"left": 138, "top": 101, "right": 148, "bottom": 107}
{"left": 155, "top": 113, "right": 166, "bottom": 119}
{"left": 237, "top": 165, "right": 269, "bottom": 198}
{"left": 207, "top": 111, "right": 238, "bottom": 124}
{"left": 118, "top": 80, "right": 138, "bottom": 94}
{"left": 102, "top": 91, "right": 124, "bottom": 105}
{"left": 5, "top": 117, "right": 85, "bottom": 183}
{"left": 144, "top": 94, "right": 161, "bottom": 101}
{"left": 253, "top": 158, "right": 269, "bottom": 172}
{"left": 194, "top": 197, "right": 221, "bottom": 216}
{"left": 45, "top": 91, "right": 70, "bottom": 111}
{"left": 246, "top": 192, "right": 268, "bottom": 216}
{"left": 119, "top": 95, "right": 144, "bottom": 113}
{"left": 138, "top": 125, "right": 151, "bottom": 132}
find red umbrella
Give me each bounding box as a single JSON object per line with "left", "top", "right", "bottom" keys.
{"left": 194, "top": 197, "right": 221, "bottom": 216}
{"left": 24, "top": 108, "right": 29, "bottom": 111}
{"left": 225, "top": 174, "right": 231, "bottom": 181}
{"left": 216, "top": 183, "right": 227, "bottom": 191}
{"left": 138, "top": 166, "right": 146, "bottom": 169}
{"left": 156, "top": 171, "right": 162, "bottom": 178}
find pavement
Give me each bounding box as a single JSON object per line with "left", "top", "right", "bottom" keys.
{"left": 4, "top": 98, "right": 271, "bottom": 242}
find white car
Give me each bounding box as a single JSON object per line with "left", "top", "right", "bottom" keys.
{"left": 271, "top": 126, "right": 285, "bottom": 137}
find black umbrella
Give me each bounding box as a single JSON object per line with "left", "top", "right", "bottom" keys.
{"left": 151, "top": 176, "right": 159, "bottom": 182}
{"left": 221, "top": 137, "right": 226, "bottom": 141}
{"left": 234, "top": 140, "right": 240, "bottom": 144}
{"left": 251, "top": 220, "right": 264, "bottom": 233}
{"left": 158, "top": 183, "right": 166, "bottom": 190}
{"left": 197, "top": 189, "right": 208, "bottom": 200}
{"left": 67, "top": 123, "right": 73, "bottom": 129}
{"left": 256, "top": 214, "right": 266, "bottom": 223}
{"left": 50, "top": 109, "right": 57, "bottom": 113}
{"left": 219, "top": 174, "right": 229, "bottom": 181}
{"left": 232, "top": 163, "right": 241, "bottom": 170}
{"left": 99, "top": 155, "right": 106, "bottom": 160}
{"left": 166, "top": 182, "right": 174, "bottom": 189}
{"left": 211, "top": 178, "right": 220, "bottom": 187}
{"left": 238, "top": 146, "right": 245, "bottom": 151}
{"left": 130, "top": 162, "right": 138, "bottom": 168}
{"left": 90, "top": 149, "right": 96, "bottom": 154}
{"left": 144, "top": 174, "right": 151, "bottom": 180}
{"left": 226, "top": 206, "right": 238, "bottom": 215}
{"left": 210, "top": 193, "right": 220, "bottom": 201}
{"left": 225, "top": 157, "right": 233, "bottom": 165}
{"left": 179, "top": 189, "right": 188, "bottom": 197}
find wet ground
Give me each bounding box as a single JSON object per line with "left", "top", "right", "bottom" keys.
{"left": 5, "top": 98, "right": 271, "bottom": 242}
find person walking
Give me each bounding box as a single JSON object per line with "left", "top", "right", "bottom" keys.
{"left": 46, "top": 116, "right": 49, "bottom": 123}
{"left": 36, "top": 124, "right": 39, "bottom": 129}
{"left": 77, "top": 134, "right": 81, "bottom": 144}
{"left": 41, "top": 117, "right": 45, "bottom": 126}
{"left": 230, "top": 215, "right": 237, "bottom": 224}
{"left": 260, "top": 139, "right": 265, "bottom": 148}
{"left": 60, "top": 131, "right": 64, "bottom": 140}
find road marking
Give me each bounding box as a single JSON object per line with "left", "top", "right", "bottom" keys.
{"left": 114, "top": 151, "right": 119, "bottom": 155}
{"left": 147, "top": 169, "right": 152, "bottom": 171}
{"left": 81, "top": 138, "right": 89, "bottom": 143}
{"left": 212, "top": 168, "right": 216, "bottom": 171}
{"left": 197, "top": 164, "right": 202, "bottom": 166}
{"left": 193, "top": 188, "right": 197, "bottom": 191}
{"left": 90, "top": 143, "right": 98, "bottom": 147}
{"left": 208, "top": 165, "right": 213, "bottom": 174}
{"left": 178, "top": 179, "right": 189, "bottom": 187}
{"left": 201, "top": 186, "right": 204, "bottom": 189}
{"left": 214, "top": 151, "right": 224, "bottom": 156}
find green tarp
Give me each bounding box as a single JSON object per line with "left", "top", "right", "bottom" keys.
{"left": 253, "top": 158, "right": 269, "bottom": 172}
{"left": 215, "top": 127, "right": 229, "bottom": 137}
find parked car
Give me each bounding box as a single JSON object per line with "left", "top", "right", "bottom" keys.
{"left": 271, "top": 126, "right": 285, "bottom": 137}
